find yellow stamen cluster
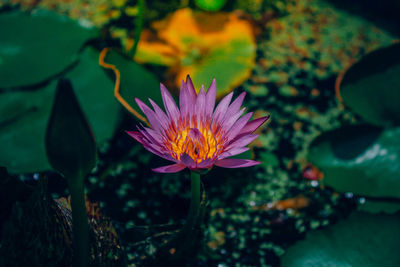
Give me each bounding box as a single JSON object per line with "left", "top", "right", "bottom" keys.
{"left": 164, "top": 121, "right": 224, "bottom": 163}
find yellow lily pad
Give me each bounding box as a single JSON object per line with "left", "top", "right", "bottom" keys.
{"left": 133, "top": 8, "right": 256, "bottom": 96}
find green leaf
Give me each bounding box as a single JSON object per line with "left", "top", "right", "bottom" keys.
{"left": 282, "top": 212, "right": 400, "bottom": 266}
{"left": 0, "top": 80, "right": 56, "bottom": 172}
{"left": 0, "top": 10, "right": 97, "bottom": 88}
{"left": 195, "top": 0, "right": 227, "bottom": 11}
{"left": 46, "top": 79, "right": 97, "bottom": 178}
{"left": 189, "top": 39, "right": 255, "bottom": 96}
{"left": 0, "top": 48, "right": 119, "bottom": 173}
{"left": 67, "top": 48, "right": 121, "bottom": 145}
{"left": 339, "top": 43, "right": 400, "bottom": 127}
{"left": 358, "top": 199, "right": 400, "bottom": 214}
{"left": 308, "top": 124, "right": 400, "bottom": 198}
{"left": 102, "top": 50, "right": 162, "bottom": 112}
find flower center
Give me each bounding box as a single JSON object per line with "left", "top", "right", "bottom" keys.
{"left": 166, "top": 123, "right": 223, "bottom": 163}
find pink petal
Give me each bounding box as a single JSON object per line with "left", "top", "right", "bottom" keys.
{"left": 180, "top": 153, "right": 196, "bottom": 168}
{"left": 226, "top": 134, "right": 259, "bottom": 150}
{"left": 135, "top": 98, "right": 163, "bottom": 132}
{"left": 152, "top": 163, "right": 186, "bottom": 173}
{"left": 160, "top": 83, "right": 180, "bottom": 123}
{"left": 221, "top": 107, "right": 245, "bottom": 132}
{"left": 212, "top": 92, "right": 233, "bottom": 125}
{"left": 225, "top": 112, "right": 253, "bottom": 141}
{"left": 142, "top": 126, "right": 163, "bottom": 146}
{"left": 129, "top": 130, "right": 169, "bottom": 160}
{"left": 197, "top": 158, "right": 214, "bottom": 168}
{"left": 142, "top": 144, "right": 165, "bottom": 158}
{"left": 218, "top": 147, "right": 249, "bottom": 160}
{"left": 149, "top": 98, "right": 169, "bottom": 130}
{"left": 215, "top": 159, "right": 260, "bottom": 168}
{"left": 195, "top": 85, "right": 206, "bottom": 123}
{"left": 179, "top": 80, "right": 189, "bottom": 117}
{"left": 239, "top": 115, "right": 270, "bottom": 135}
{"left": 185, "top": 75, "right": 197, "bottom": 100}
{"left": 126, "top": 131, "right": 144, "bottom": 144}
{"left": 205, "top": 78, "right": 217, "bottom": 117}
{"left": 136, "top": 127, "right": 166, "bottom": 156}
{"left": 225, "top": 92, "right": 246, "bottom": 118}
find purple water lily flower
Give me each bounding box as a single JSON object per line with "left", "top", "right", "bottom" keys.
{"left": 127, "top": 75, "right": 269, "bottom": 173}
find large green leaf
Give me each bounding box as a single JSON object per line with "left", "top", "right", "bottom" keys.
{"left": 0, "top": 10, "right": 97, "bottom": 88}
{"left": 102, "top": 50, "right": 162, "bottom": 114}
{"left": 67, "top": 48, "right": 120, "bottom": 144}
{"left": 308, "top": 124, "right": 400, "bottom": 198}
{"left": 0, "top": 48, "right": 119, "bottom": 173}
{"left": 358, "top": 199, "right": 400, "bottom": 214}
{"left": 188, "top": 39, "right": 255, "bottom": 97}
{"left": 282, "top": 212, "right": 400, "bottom": 266}
{"left": 339, "top": 43, "right": 400, "bottom": 127}
{"left": 0, "top": 80, "right": 56, "bottom": 172}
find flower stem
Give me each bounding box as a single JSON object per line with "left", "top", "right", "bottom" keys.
{"left": 186, "top": 171, "right": 201, "bottom": 230}
{"left": 67, "top": 176, "right": 89, "bottom": 267}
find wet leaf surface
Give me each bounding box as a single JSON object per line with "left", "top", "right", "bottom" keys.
{"left": 0, "top": 48, "right": 119, "bottom": 173}
{"left": 102, "top": 49, "right": 163, "bottom": 114}
{"left": 0, "top": 10, "right": 97, "bottom": 88}
{"left": 282, "top": 212, "right": 400, "bottom": 267}
{"left": 357, "top": 199, "right": 400, "bottom": 214}
{"left": 309, "top": 125, "right": 400, "bottom": 198}
{"left": 339, "top": 42, "right": 400, "bottom": 127}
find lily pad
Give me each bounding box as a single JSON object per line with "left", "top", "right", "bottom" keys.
{"left": 0, "top": 10, "right": 97, "bottom": 88}
{"left": 308, "top": 124, "right": 400, "bottom": 198}
{"left": 0, "top": 81, "right": 56, "bottom": 172}
{"left": 282, "top": 212, "right": 400, "bottom": 266}
{"left": 102, "top": 50, "right": 163, "bottom": 112}
{"left": 358, "top": 199, "right": 400, "bottom": 214}
{"left": 134, "top": 8, "right": 256, "bottom": 96}
{"left": 338, "top": 43, "right": 400, "bottom": 127}
{"left": 66, "top": 48, "right": 120, "bottom": 144}
{"left": 182, "top": 39, "right": 255, "bottom": 98}
{"left": 0, "top": 48, "right": 119, "bottom": 173}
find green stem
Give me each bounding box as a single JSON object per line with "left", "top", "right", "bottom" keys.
{"left": 186, "top": 171, "right": 201, "bottom": 230}
{"left": 67, "top": 176, "right": 89, "bottom": 267}
{"left": 129, "top": 0, "right": 145, "bottom": 58}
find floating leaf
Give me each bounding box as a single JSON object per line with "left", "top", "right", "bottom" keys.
{"left": 358, "top": 199, "right": 400, "bottom": 214}
{"left": 133, "top": 8, "right": 255, "bottom": 96}
{"left": 0, "top": 80, "right": 56, "bottom": 172}
{"left": 0, "top": 48, "right": 119, "bottom": 173}
{"left": 308, "top": 124, "right": 400, "bottom": 198}
{"left": 282, "top": 212, "right": 400, "bottom": 266}
{"left": 46, "top": 79, "right": 97, "bottom": 178}
{"left": 67, "top": 48, "right": 120, "bottom": 144}
{"left": 180, "top": 39, "right": 255, "bottom": 98}
{"left": 100, "top": 49, "right": 162, "bottom": 117}
{"left": 0, "top": 10, "right": 97, "bottom": 88}
{"left": 338, "top": 43, "right": 400, "bottom": 127}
